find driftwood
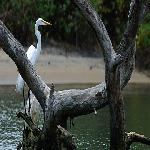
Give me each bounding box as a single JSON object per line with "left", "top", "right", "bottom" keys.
{"left": 0, "top": 0, "right": 150, "bottom": 149}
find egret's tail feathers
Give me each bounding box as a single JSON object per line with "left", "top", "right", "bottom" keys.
{"left": 16, "top": 74, "right": 25, "bottom": 94}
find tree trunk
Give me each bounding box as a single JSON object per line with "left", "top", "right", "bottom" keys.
{"left": 1, "top": 0, "right": 150, "bottom": 149}
{"left": 107, "top": 67, "right": 125, "bottom": 150}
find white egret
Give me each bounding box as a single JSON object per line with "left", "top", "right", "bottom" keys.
{"left": 16, "top": 18, "right": 51, "bottom": 94}
{"left": 16, "top": 18, "right": 51, "bottom": 123}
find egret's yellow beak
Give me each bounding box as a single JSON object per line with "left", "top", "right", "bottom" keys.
{"left": 42, "top": 20, "right": 52, "bottom": 25}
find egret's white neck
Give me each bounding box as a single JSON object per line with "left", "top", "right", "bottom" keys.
{"left": 35, "top": 24, "right": 41, "bottom": 52}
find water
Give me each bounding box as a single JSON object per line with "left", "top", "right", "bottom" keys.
{"left": 0, "top": 83, "right": 150, "bottom": 150}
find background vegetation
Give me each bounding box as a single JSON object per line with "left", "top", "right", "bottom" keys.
{"left": 136, "top": 14, "right": 150, "bottom": 71}
{"left": 0, "top": 0, "right": 149, "bottom": 71}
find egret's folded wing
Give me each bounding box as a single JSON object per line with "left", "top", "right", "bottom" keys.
{"left": 16, "top": 45, "right": 36, "bottom": 94}
{"left": 26, "top": 45, "right": 37, "bottom": 65}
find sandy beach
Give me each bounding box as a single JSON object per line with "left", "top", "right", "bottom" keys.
{"left": 0, "top": 49, "right": 149, "bottom": 85}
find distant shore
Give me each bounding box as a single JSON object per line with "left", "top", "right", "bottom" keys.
{"left": 0, "top": 49, "right": 150, "bottom": 85}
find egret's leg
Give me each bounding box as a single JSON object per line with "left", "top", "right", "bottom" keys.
{"left": 23, "top": 85, "right": 27, "bottom": 130}
{"left": 23, "top": 84, "right": 26, "bottom": 114}
{"left": 28, "top": 89, "right": 31, "bottom": 115}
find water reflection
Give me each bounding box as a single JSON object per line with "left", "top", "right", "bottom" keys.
{"left": 0, "top": 86, "right": 23, "bottom": 149}
{"left": 0, "top": 83, "right": 150, "bottom": 149}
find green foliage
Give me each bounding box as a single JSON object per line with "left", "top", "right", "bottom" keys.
{"left": 138, "top": 24, "right": 150, "bottom": 49}
{"left": 136, "top": 16, "right": 150, "bottom": 70}
{"left": 95, "top": 0, "right": 130, "bottom": 42}
{"left": 0, "top": 0, "right": 130, "bottom": 46}
{"left": 1, "top": 0, "right": 149, "bottom": 70}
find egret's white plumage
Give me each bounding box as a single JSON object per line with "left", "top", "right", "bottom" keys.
{"left": 15, "top": 18, "right": 51, "bottom": 123}
{"left": 27, "top": 45, "right": 37, "bottom": 64}
{"left": 16, "top": 18, "right": 51, "bottom": 94}
{"left": 16, "top": 45, "right": 36, "bottom": 94}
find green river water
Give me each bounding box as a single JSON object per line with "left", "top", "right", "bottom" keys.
{"left": 0, "top": 83, "right": 150, "bottom": 150}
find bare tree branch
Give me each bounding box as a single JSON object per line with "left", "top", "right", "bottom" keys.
{"left": 0, "top": 0, "right": 149, "bottom": 149}
{"left": 17, "top": 142, "right": 22, "bottom": 150}
{"left": 117, "top": 0, "right": 142, "bottom": 55}
{"left": 1, "top": 0, "right": 147, "bottom": 125}
{"left": 120, "top": 42, "right": 136, "bottom": 89}
{"left": 126, "top": 132, "right": 150, "bottom": 149}
{"left": 73, "top": 0, "right": 115, "bottom": 67}
{"left": 0, "top": 19, "right": 109, "bottom": 123}
{"left": 17, "top": 112, "right": 41, "bottom": 137}
{"left": 116, "top": 0, "right": 150, "bottom": 89}
{"left": 0, "top": 20, "right": 50, "bottom": 112}
{"left": 73, "top": 0, "right": 142, "bottom": 88}
{"left": 53, "top": 83, "right": 108, "bottom": 118}
{"left": 57, "top": 125, "right": 76, "bottom": 149}
{"left": 139, "top": 0, "right": 150, "bottom": 22}
{"left": 0, "top": 1, "right": 143, "bottom": 121}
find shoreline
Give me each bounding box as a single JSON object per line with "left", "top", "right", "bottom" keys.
{"left": 0, "top": 50, "right": 150, "bottom": 85}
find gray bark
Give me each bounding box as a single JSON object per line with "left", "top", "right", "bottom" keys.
{"left": 0, "top": 0, "right": 150, "bottom": 149}
{"left": 73, "top": 0, "right": 150, "bottom": 150}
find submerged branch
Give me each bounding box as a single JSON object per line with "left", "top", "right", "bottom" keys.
{"left": 17, "top": 142, "right": 22, "bottom": 150}
{"left": 17, "top": 112, "right": 41, "bottom": 137}
{"left": 57, "top": 125, "right": 76, "bottom": 150}
{"left": 126, "top": 132, "right": 150, "bottom": 149}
